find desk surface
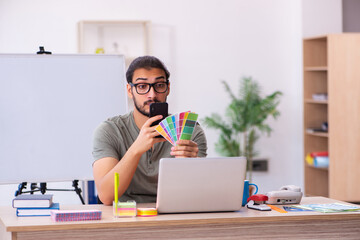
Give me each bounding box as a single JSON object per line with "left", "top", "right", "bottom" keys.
{"left": 1, "top": 197, "right": 360, "bottom": 240}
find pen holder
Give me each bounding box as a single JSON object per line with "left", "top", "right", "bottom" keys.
{"left": 113, "top": 200, "right": 137, "bottom": 218}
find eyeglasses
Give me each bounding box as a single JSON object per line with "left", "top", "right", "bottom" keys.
{"left": 130, "top": 81, "right": 169, "bottom": 95}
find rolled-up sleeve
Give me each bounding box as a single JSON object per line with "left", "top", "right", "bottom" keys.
{"left": 92, "top": 122, "right": 120, "bottom": 163}
{"left": 192, "top": 123, "right": 208, "bottom": 157}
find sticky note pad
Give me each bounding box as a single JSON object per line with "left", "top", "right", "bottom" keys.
{"left": 137, "top": 207, "right": 157, "bottom": 217}
{"left": 113, "top": 201, "right": 137, "bottom": 217}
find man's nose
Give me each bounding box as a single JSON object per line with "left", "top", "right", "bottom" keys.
{"left": 147, "top": 85, "right": 157, "bottom": 97}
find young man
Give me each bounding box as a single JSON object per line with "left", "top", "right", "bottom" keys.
{"left": 92, "top": 56, "right": 207, "bottom": 205}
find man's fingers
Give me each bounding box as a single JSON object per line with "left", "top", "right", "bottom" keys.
{"left": 143, "top": 115, "right": 163, "bottom": 127}
{"left": 171, "top": 150, "right": 197, "bottom": 158}
{"left": 172, "top": 145, "right": 195, "bottom": 152}
{"left": 154, "top": 137, "right": 167, "bottom": 144}
{"left": 176, "top": 140, "right": 197, "bottom": 146}
{"left": 173, "top": 140, "right": 198, "bottom": 152}
{"left": 170, "top": 142, "right": 199, "bottom": 158}
{"left": 151, "top": 130, "right": 162, "bottom": 138}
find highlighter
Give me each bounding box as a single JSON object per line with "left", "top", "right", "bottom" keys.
{"left": 114, "top": 172, "right": 119, "bottom": 216}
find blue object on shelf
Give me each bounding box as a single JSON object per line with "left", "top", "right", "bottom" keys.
{"left": 314, "top": 156, "right": 329, "bottom": 168}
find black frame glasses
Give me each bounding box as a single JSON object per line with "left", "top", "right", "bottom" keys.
{"left": 130, "top": 80, "right": 169, "bottom": 95}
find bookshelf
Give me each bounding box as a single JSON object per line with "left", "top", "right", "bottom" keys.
{"left": 303, "top": 34, "right": 360, "bottom": 202}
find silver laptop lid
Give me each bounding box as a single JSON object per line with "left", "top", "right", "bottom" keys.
{"left": 156, "top": 157, "right": 246, "bottom": 213}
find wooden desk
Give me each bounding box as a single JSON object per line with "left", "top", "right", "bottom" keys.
{"left": 1, "top": 197, "right": 360, "bottom": 239}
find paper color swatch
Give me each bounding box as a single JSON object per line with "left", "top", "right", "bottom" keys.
{"left": 155, "top": 111, "right": 198, "bottom": 146}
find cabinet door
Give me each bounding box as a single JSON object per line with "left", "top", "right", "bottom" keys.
{"left": 328, "top": 34, "right": 360, "bottom": 201}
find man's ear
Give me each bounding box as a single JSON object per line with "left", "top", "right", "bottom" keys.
{"left": 126, "top": 83, "right": 133, "bottom": 99}
{"left": 167, "top": 81, "right": 170, "bottom": 96}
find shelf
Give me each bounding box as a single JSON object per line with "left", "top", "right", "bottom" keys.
{"left": 303, "top": 35, "right": 327, "bottom": 41}
{"left": 304, "top": 34, "right": 360, "bottom": 201}
{"left": 304, "top": 66, "right": 328, "bottom": 71}
{"left": 304, "top": 99, "right": 328, "bottom": 104}
{"left": 305, "top": 163, "right": 328, "bottom": 171}
{"left": 305, "top": 132, "right": 329, "bottom": 138}
{"left": 79, "top": 20, "right": 150, "bottom": 25}
{"left": 303, "top": 35, "right": 329, "bottom": 199}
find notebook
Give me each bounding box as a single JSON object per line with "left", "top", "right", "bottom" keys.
{"left": 16, "top": 203, "right": 60, "bottom": 217}
{"left": 156, "top": 157, "right": 246, "bottom": 213}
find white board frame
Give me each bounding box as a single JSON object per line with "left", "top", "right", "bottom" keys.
{"left": 0, "top": 54, "right": 127, "bottom": 184}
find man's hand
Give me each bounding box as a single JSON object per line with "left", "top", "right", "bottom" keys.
{"left": 170, "top": 140, "right": 199, "bottom": 158}
{"left": 131, "top": 115, "right": 166, "bottom": 155}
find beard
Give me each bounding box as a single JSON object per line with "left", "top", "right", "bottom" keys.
{"left": 133, "top": 97, "right": 166, "bottom": 117}
{"left": 131, "top": 88, "right": 168, "bottom": 117}
{"left": 134, "top": 99, "right": 154, "bottom": 117}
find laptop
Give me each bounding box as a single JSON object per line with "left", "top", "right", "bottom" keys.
{"left": 156, "top": 157, "right": 246, "bottom": 213}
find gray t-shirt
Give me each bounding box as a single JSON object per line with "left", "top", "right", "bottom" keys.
{"left": 92, "top": 111, "right": 207, "bottom": 203}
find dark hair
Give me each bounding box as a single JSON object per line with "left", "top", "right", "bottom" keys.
{"left": 126, "top": 56, "right": 170, "bottom": 83}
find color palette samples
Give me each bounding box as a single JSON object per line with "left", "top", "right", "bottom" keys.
{"left": 155, "top": 112, "right": 198, "bottom": 146}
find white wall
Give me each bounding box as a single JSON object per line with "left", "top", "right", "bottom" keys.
{"left": 302, "top": 0, "right": 342, "bottom": 37}
{"left": 0, "top": 0, "right": 308, "bottom": 205}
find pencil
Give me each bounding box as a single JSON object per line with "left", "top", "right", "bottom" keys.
{"left": 114, "top": 172, "right": 119, "bottom": 215}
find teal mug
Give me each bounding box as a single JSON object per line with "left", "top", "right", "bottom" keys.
{"left": 242, "top": 180, "right": 258, "bottom": 206}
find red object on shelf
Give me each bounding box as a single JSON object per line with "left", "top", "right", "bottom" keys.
{"left": 310, "top": 151, "right": 328, "bottom": 157}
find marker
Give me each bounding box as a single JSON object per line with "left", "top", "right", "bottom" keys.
{"left": 267, "top": 204, "right": 288, "bottom": 213}
{"left": 114, "top": 172, "right": 119, "bottom": 215}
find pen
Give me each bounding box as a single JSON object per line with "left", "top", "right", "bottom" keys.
{"left": 267, "top": 204, "right": 288, "bottom": 213}
{"left": 114, "top": 172, "right": 119, "bottom": 215}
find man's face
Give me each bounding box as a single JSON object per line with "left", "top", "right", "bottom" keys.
{"left": 127, "top": 67, "right": 170, "bottom": 117}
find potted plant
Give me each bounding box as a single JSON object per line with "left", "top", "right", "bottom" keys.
{"left": 202, "top": 77, "right": 282, "bottom": 182}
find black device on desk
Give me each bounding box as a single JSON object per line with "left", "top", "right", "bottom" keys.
{"left": 150, "top": 102, "right": 168, "bottom": 137}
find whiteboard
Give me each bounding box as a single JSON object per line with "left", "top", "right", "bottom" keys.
{"left": 0, "top": 54, "right": 127, "bottom": 184}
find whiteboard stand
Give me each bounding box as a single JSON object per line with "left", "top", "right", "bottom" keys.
{"left": 15, "top": 181, "right": 85, "bottom": 204}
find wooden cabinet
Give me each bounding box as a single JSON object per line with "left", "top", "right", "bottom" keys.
{"left": 303, "top": 34, "right": 360, "bottom": 202}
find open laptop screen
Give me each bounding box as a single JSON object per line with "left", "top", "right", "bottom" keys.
{"left": 156, "top": 157, "right": 246, "bottom": 213}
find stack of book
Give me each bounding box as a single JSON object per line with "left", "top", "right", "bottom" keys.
{"left": 305, "top": 151, "right": 329, "bottom": 168}
{"left": 12, "top": 194, "right": 60, "bottom": 217}
{"left": 306, "top": 127, "right": 328, "bottom": 134}
{"left": 312, "top": 93, "right": 328, "bottom": 101}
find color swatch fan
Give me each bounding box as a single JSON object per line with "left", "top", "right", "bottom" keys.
{"left": 155, "top": 112, "right": 198, "bottom": 146}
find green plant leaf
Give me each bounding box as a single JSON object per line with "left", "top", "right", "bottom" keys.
{"left": 202, "top": 76, "right": 282, "bottom": 180}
